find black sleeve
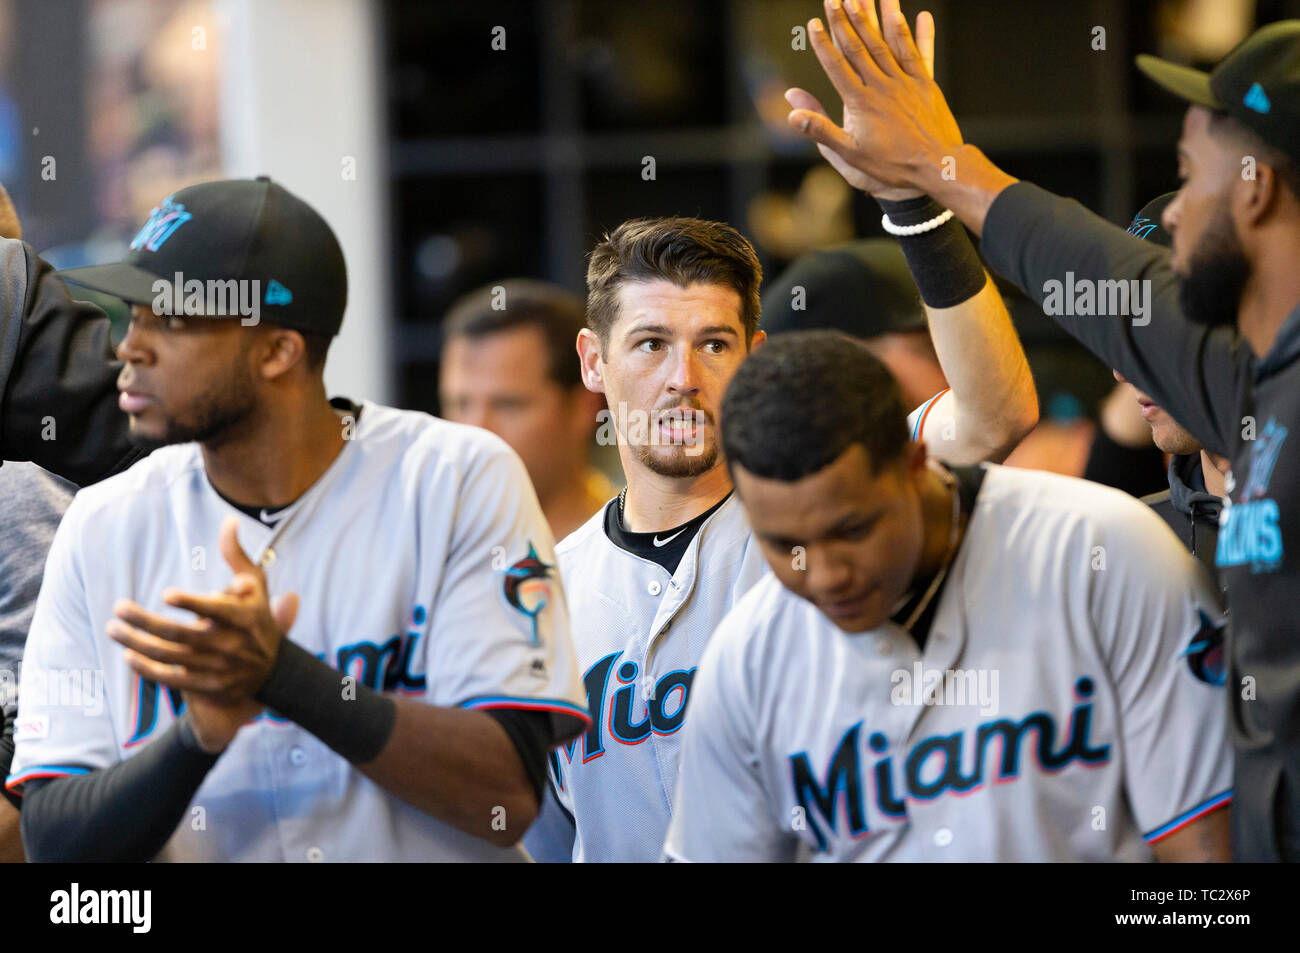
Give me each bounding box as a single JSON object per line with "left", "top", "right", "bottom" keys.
{"left": 979, "top": 182, "right": 1253, "bottom": 459}
{"left": 1082, "top": 427, "right": 1169, "bottom": 498}
{"left": 0, "top": 239, "right": 144, "bottom": 486}
{"left": 483, "top": 708, "right": 553, "bottom": 806}
{"left": 20, "top": 713, "right": 219, "bottom": 862}
{"left": 0, "top": 709, "right": 18, "bottom": 811}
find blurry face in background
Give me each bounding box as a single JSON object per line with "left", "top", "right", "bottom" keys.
{"left": 1112, "top": 369, "right": 1202, "bottom": 456}
{"left": 1164, "top": 107, "right": 1251, "bottom": 327}
{"left": 863, "top": 330, "right": 948, "bottom": 411}
{"left": 116, "top": 303, "right": 259, "bottom": 450}
{"left": 440, "top": 324, "right": 596, "bottom": 501}
{"left": 735, "top": 443, "right": 926, "bottom": 634}
{"left": 586, "top": 280, "right": 761, "bottom": 479}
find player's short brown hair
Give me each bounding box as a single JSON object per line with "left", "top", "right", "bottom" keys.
{"left": 585, "top": 217, "right": 762, "bottom": 353}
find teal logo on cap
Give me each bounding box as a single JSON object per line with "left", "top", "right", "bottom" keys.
{"left": 265, "top": 280, "right": 293, "bottom": 306}
{"left": 130, "top": 197, "right": 192, "bottom": 253}
{"left": 1244, "top": 82, "right": 1271, "bottom": 114}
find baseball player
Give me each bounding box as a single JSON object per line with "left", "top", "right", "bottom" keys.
{"left": 7, "top": 177, "right": 589, "bottom": 861}
{"left": 665, "top": 331, "right": 1231, "bottom": 862}
{"left": 524, "top": 199, "right": 1037, "bottom": 858}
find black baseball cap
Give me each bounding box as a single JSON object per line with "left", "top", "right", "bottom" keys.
{"left": 59, "top": 176, "right": 347, "bottom": 337}
{"left": 760, "top": 238, "right": 926, "bottom": 339}
{"left": 1137, "top": 20, "right": 1300, "bottom": 166}
{"left": 1126, "top": 192, "right": 1176, "bottom": 248}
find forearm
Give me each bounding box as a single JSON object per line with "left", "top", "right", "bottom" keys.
{"left": 257, "top": 639, "right": 540, "bottom": 848}
{"left": 1152, "top": 807, "right": 1231, "bottom": 862}
{"left": 364, "top": 699, "right": 539, "bottom": 846}
{"left": 20, "top": 713, "right": 218, "bottom": 862}
{"left": 878, "top": 194, "right": 1037, "bottom": 463}
{"left": 922, "top": 277, "right": 1037, "bottom": 463}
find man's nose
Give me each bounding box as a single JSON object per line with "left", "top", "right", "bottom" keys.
{"left": 115, "top": 321, "right": 153, "bottom": 366}
{"left": 804, "top": 543, "right": 855, "bottom": 597}
{"left": 666, "top": 347, "right": 702, "bottom": 394}
{"left": 1162, "top": 193, "right": 1181, "bottom": 235}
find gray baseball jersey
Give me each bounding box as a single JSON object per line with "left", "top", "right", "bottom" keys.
{"left": 8, "top": 401, "right": 589, "bottom": 861}
{"left": 523, "top": 394, "right": 952, "bottom": 862}
{"left": 665, "top": 464, "right": 1232, "bottom": 861}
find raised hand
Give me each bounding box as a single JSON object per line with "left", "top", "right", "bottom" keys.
{"left": 786, "top": 0, "right": 935, "bottom": 199}
{"left": 786, "top": 0, "right": 962, "bottom": 197}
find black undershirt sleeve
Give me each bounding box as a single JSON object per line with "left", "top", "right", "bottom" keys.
{"left": 2, "top": 242, "right": 145, "bottom": 485}
{"left": 482, "top": 708, "right": 553, "bottom": 805}
{"left": 19, "top": 712, "right": 219, "bottom": 862}
{"left": 0, "top": 708, "right": 19, "bottom": 810}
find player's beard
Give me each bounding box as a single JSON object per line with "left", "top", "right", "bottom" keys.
{"left": 636, "top": 403, "right": 720, "bottom": 478}
{"left": 1176, "top": 197, "right": 1249, "bottom": 328}
{"left": 637, "top": 439, "right": 720, "bottom": 478}
{"left": 129, "top": 362, "right": 260, "bottom": 451}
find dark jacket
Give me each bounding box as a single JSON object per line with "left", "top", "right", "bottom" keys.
{"left": 1141, "top": 453, "right": 1223, "bottom": 577}
{"left": 0, "top": 238, "right": 141, "bottom": 485}
{"left": 982, "top": 181, "right": 1300, "bottom": 862}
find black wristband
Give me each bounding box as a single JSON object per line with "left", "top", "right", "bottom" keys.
{"left": 877, "top": 196, "right": 988, "bottom": 308}
{"left": 255, "top": 640, "right": 397, "bottom": 765}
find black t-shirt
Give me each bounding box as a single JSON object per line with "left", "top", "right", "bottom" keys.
{"left": 603, "top": 491, "right": 732, "bottom": 575}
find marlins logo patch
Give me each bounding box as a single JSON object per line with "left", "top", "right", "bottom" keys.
{"left": 503, "top": 543, "right": 553, "bottom": 645}
{"left": 130, "top": 197, "right": 193, "bottom": 253}
{"left": 1181, "top": 609, "right": 1226, "bottom": 686}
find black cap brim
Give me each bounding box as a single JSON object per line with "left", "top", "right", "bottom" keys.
{"left": 1135, "top": 54, "right": 1221, "bottom": 109}
{"left": 58, "top": 261, "right": 166, "bottom": 306}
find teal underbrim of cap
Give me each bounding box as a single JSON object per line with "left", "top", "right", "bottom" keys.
{"left": 1135, "top": 54, "right": 1221, "bottom": 109}
{"left": 58, "top": 261, "right": 163, "bottom": 307}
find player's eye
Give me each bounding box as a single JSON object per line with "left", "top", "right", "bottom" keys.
{"left": 702, "top": 339, "right": 728, "bottom": 355}
{"left": 837, "top": 519, "right": 875, "bottom": 541}
{"left": 638, "top": 338, "right": 663, "bottom": 353}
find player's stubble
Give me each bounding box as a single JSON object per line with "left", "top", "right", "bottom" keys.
{"left": 635, "top": 400, "right": 720, "bottom": 479}
{"left": 127, "top": 339, "right": 260, "bottom": 452}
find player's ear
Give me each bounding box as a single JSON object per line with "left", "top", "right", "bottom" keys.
{"left": 577, "top": 328, "right": 606, "bottom": 395}
{"left": 1235, "top": 155, "right": 1286, "bottom": 230}
{"left": 257, "top": 326, "right": 307, "bottom": 381}
{"left": 748, "top": 328, "right": 767, "bottom": 353}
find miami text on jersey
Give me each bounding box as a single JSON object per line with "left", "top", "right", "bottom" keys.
{"left": 549, "top": 652, "right": 695, "bottom": 785}
{"left": 124, "top": 605, "right": 430, "bottom": 746}
{"left": 788, "top": 677, "right": 1111, "bottom": 851}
